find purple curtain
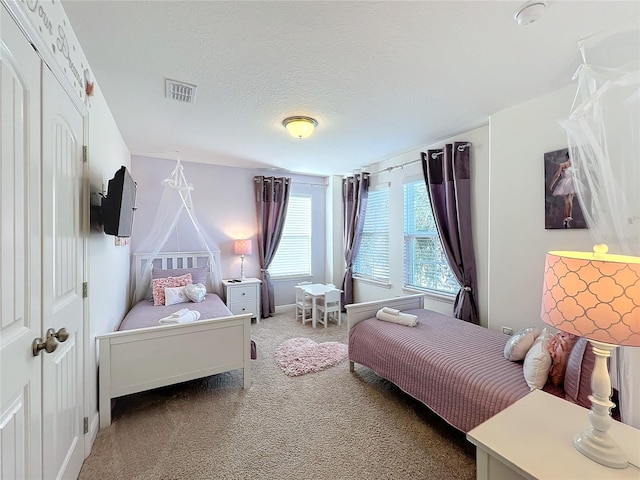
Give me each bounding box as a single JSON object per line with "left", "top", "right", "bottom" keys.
{"left": 341, "top": 173, "right": 369, "bottom": 308}
{"left": 254, "top": 176, "right": 291, "bottom": 318}
{"left": 421, "top": 143, "right": 479, "bottom": 324}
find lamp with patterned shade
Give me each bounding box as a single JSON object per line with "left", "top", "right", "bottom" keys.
{"left": 541, "top": 244, "right": 640, "bottom": 469}
{"left": 234, "top": 239, "right": 252, "bottom": 280}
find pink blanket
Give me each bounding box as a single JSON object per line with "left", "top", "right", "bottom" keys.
{"left": 349, "top": 309, "right": 534, "bottom": 432}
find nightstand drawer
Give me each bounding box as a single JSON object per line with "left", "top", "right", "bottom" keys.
{"left": 228, "top": 300, "right": 257, "bottom": 316}
{"left": 223, "top": 278, "right": 261, "bottom": 322}
{"left": 227, "top": 285, "right": 257, "bottom": 302}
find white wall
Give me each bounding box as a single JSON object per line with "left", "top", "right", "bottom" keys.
{"left": 487, "top": 85, "right": 594, "bottom": 334}
{"left": 86, "top": 83, "right": 132, "bottom": 440}
{"left": 326, "top": 175, "right": 345, "bottom": 288}
{"left": 130, "top": 156, "right": 327, "bottom": 308}
{"left": 352, "top": 126, "right": 491, "bottom": 323}
{"left": 347, "top": 83, "right": 604, "bottom": 334}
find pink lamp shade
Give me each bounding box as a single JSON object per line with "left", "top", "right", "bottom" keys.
{"left": 541, "top": 245, "right": 640, "bottom": 347}
{"left": 234, "top": 239, "right": 252, "bottom": 256}
{"left": 540, "top": 245, "right": 640, "bottom": 469}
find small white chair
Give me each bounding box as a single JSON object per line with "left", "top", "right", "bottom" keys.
{"left": 316, "top": 288, "right": 341, "bottom": 328}
{"left": 295, "top": 283, "right": 313, "bottom": 324}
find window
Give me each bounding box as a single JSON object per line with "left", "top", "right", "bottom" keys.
{"left": 404, "top": 180, "right": 459, "bottom": 295}
{"left": 353, "top": 185, "right": 389, "bottom": 283}
{"left": 268, "top": 195, "right": 312, "bottom": 278}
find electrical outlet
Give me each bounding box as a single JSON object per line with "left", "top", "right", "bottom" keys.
{"left": 502, "top": 326, "right": 513, "bottom": 335}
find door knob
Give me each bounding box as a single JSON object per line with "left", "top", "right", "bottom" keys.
{"left": 46, "top": 327, "right": 69, "bottom": 342}
{"left": 32, "top": 336, "right": 58, "bottom": 356}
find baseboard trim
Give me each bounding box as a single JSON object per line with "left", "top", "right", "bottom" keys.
{"left": 275, "top": 304, "right": 296, "bottom": 314}
{"left": 85, "top": 411, "right": 100, "bottom": 457}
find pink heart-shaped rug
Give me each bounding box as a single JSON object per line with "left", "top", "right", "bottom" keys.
{"left": 275, "top": 337, "right": 348, "bottom": 377}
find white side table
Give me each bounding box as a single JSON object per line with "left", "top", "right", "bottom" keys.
{"left": 467, "top": 389, "right": 640, "bottom": 480}
{"left": 222, "top": 278, "right": 261, "bottom": 323}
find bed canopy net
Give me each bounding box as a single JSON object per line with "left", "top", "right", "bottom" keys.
{"left": 560, "top": 28, "right": 639, "bottom": 429}
{"left": 132, "top": 159, "right": 223, "bottom": 305}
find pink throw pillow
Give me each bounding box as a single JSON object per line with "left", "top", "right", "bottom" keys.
{"left": 152, "top": 273, "right": 192, "bottom": 306}
{"left": 547, "top": 331, "right": 577, "bottom": 386}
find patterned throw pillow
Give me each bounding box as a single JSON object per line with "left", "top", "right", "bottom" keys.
{"left": 547, "top": 331, "right": 577, "bottom": 386}
{"left": 184, "top": 283, "right": 207, "bottom": 303}
{"left": 504, "top": 326, "right": 539, "bottom": 361}
{"left": 152, "top": 266, "right": 208, "bottom": 285}
{"left": 152, "top": 273, "right": 192, "bottom": 306}
{"left": 164, "top": 286, "right": 190, "bottom": 306}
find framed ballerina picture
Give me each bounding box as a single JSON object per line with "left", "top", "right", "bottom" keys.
{"left": 544, "top": 148, "right": 587, "bottom": 229}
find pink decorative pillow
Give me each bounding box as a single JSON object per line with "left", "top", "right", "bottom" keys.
{"left": 152, "top": 273, "right": 192, "bottom": 306}
{"left": 547, "top": 331, "right": 577, "bottom": 386}
{"left": 152, "top": 266, "right": 208, "bottom": 285}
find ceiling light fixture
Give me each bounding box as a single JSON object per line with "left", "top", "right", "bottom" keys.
{"left": 513, "top": 1, "right": 547, "bottom": 26}
{"left": 282, "top": 116, "right": 318, "bottom": 139}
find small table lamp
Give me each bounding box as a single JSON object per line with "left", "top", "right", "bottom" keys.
{"left": 541, "top": 244, "right": 640, "bottom": 469}
{"left": 234, "top": 239, "right": 252, "bottom": 280}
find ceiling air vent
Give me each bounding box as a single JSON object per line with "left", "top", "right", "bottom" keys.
{"left": 165, "top": 78, "right": 197, "bottom": 104}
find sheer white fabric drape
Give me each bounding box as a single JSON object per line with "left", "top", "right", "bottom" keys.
{"left": 560, "top": 43, "right": 639, "bottom": 428}
{"left": 131, "top": 160, "right": 222, "bottom": 305}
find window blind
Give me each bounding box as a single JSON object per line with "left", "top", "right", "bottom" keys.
{"left": 353, "top": 185, "right": 390, "bottom": 283}
{"left": 403, "top": 180, "right": 458, "bottom": 294}
{"left": 268, "top": 195, "right": 312, "bottom": 277}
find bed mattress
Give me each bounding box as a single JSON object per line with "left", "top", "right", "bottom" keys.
{"left": 349, "top": 308, "right": 533, "bottom": 433}
{"left": 118, "top": 294, "right": 233, "bottom": 331}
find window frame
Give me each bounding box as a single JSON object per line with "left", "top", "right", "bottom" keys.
{"left": 267, "top": 194, "right": 312, "bottom": 279}
{"left": 403, "top": 177, "right": 459, "bottom": 297}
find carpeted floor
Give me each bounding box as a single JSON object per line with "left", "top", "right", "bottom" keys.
{"left": 80, "top": 310, "right": 476, "bottom": 480}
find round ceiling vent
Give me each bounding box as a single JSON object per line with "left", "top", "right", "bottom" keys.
{"left": 514, "top": 1, "right": 547, "bottom": 26}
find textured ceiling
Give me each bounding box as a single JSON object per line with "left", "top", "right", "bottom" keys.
{"left": 62, "top": 1, "right": 640, "bottom": 176}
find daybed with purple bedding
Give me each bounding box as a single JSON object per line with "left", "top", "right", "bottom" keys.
{"left": 97, "top": 252, "right": 254, "bottom": 428}
{"left": 346, "top": 294, "right": 592, "bottom": 433}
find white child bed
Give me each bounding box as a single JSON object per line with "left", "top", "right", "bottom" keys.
{"left": 97, "top": 251, "right": 253, "bottom": 428}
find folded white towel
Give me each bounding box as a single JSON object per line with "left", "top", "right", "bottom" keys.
{"left": 381, "top": 307, "right": 400, "bottom": 316}
{"left": 159, "top": 309, "right": 201, "bottom": 324}
{"left": 376, "top": 308, "right": 417, "bottom": 327}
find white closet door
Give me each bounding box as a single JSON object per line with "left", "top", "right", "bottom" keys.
{"left": 40, "top": 65, "right": 85, "bottom": 480}
{"left": 0, "top": 8, "right": 43, "bottom": 480}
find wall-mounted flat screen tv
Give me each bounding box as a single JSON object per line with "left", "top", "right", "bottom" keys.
{"left": 101, "top": 166, "right": 137, "bottom": 237}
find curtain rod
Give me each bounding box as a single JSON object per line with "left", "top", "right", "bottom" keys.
{"left": 293, "top": 181, "right": 327, "bottom": 187}
{"left": 368, "top": 142, "right": 472, "bottom": 174}
{"left": 368, "top": 158, "right": 421, "bottom": 175}
{"left": 253, "top": 177, "right": 326, "bottom": 187}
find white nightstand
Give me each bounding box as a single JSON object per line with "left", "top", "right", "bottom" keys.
{"left": 222, "top": 278, "right": 261, "bottom": 322}
{"left": 467, "top": 389, "right": 640, "bottom": 480}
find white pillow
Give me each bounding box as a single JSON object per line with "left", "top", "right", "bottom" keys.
{"left": 504, "top": 326, "right": 539, "bottom": 361}
{"left": 523, "top": 329, "right": 552, "bottom": 390}
{"left": 184, "top": 283, "right": 207, "bottom": 303}
{"left": 164, "top": 286, "right": 190, "bottom": 306}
